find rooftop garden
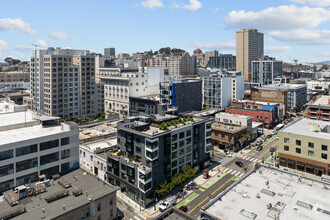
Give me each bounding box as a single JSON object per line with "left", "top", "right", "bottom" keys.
{"left": 153, "top": 117, "right": 195, "bottom": 130}
{"left": 59, "top": 113, "right": 107, "bottom": 125}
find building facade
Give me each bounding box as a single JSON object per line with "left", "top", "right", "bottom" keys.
{"left": 0, "top": 100, "right": 79, "bottom": 194}
{"left": 251, "top": 87, "right": 288, "bottom": 114}
{"left": 278, "top": 119, "right": 330, "bottom": 176}
{"left": 252, "top": 60, "right": 283, "bottom": 86}
{"left": 236, "top": 29, "right": 264, "bottom": 81}
{"left": 207, "top": 54, "right": 236, "bottom": 71}
{"left": 107, "top": 115, "right": 212, "bottom": 207}
{"left": 129, "top": 95, "right": 160, "bottom": 116}
{"left": 104, "top": 47, "right": 116, "bottom": 58}
{"left": 306, "top": 95, "right": 330, "bottom": 121}
{"left": 160, "top": 79, "right": 202, "bottom": 113}
{"left": 203, "top": 73, "right": 244, "bottom": 109}
{"left": 30, "top": 48, "right": 101, "bottom": 120}
{"left": 0, "top": 71, "right": 29, "bottom": 83}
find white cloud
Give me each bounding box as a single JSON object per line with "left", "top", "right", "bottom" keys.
{"left": 271, "top": 29, "right": 330, "bottom": 45}
{"left": 141, "top": 0, "right": 163, "bottom": 9}
{"left": 33, "top": 39, "right": 47, "bottom": 48}
{"left": 225, "top": 5, "right": 330, "bottom": 32}
{"left": 182, "top": 0, "right": 202, "bottom": 11}
{"left": 191, "top": 41, "right": 235, "bottom": 50}
{"left": 225, "top": 5, "right": 330, "bottom": 45}
{"left": 0, "top": 40, "right": 10, "bottom": 51}
{"left": 15, "top": 45, "right": 34, "bottom": 51}
{"left": 0, "top": 18, "right": 36, "bottom": 35}
{"left": 171, "top": 1, "right": 181, "bottom": 9}
{"left": 265, "top": 46, "right": 291, "bottom": 54}
{"left": 49, "top": 31, "right": 77, "bottom": 40}
{"left": 290, "top": 0, "right": 330, "bottom": 7}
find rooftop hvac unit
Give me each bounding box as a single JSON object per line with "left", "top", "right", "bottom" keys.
{"left": 0, "top": 206, "right": 25, "bottom": 220}
{"left": 72, "top": 189, "right": 82, "bottom": 197}
{"left": 44, "top": 190, "right": 69, "bottom": 203}
{"left": 58, "top": 178, "right": 71, "bottom": 188}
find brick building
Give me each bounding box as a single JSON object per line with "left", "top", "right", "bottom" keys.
{"left": 306, "top": 95, "right": 330, "bottom": 122}
{"left": 225, "top": 107, "right": 276, "bottom": 128}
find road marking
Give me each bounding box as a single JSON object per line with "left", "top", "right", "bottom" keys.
{"left": 242, "top": 156, "right": 247, "bottom": 159}
{"left": 134, "top": 216, "right": 141, "bottom": 220}
{"left": 187, "top": 176, "right": 235, "bottom": 215}
{"left": 228, "top": 169, "right": 232, "bottom": 173}
{"left": 253, "top": 158, "right": 258, "bottom": 162}
{"left": 176, "top": 192, "right": 199, "bottom": 209}
{"left": 259, "top": 140, "right": 278, "bottom": 158}
{"left": 231, "top": 170, "right": 237, "bottom": 175}
{"left": 249, "top": 158, "right": 254, "bottom": 161}
{"left": 140, "top": 215, "right": 147, "bottom": 219}
{"left": 239, "top": 173, "right": 244, "bottom": 177}
{"left": 223, "top": 168, "right": 228, "bottom": 172}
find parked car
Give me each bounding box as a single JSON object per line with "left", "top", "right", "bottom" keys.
{"left": 159, "top": 196, "right": 177, "bottom": 212}
{"left": 179, "top": 205, "right": 188, "bottom": 212}
{"left": 256, "top": 141, "right": 261, "bottom": 145}
{"left": 262, "top": 138, "right": 267, "bottom": 142}
{"left": 267, "top": 134, "right": 272, "bottom": 138}
{"left": 235, "top": 161, "right": 244, "bottom": 167}
{"left": 116, "top": 208, "right": 124, "bottom": 219}
{"left": 257, "top": 146, "right": 263, "bottom": 152}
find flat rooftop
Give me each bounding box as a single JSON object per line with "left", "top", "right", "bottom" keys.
{"left": 281, "top": 118, "right": 330, "bottom": 140}
{"left": 211, "top": 122, "right": 246, "bottom": 133}
{"left": 263, "top": 84, "right": 306, "bottom": 90}
{"left": 0, "top": 110, "right": 36, "bottom": 128}
{"left": 233, "top": 100, "right": 279, "bottom": 106}
{"left": 0, "top": 169, "right": 118, "bottom": 220}
{"left": 309, "top": 95, "right": 330, "bottom": 106}
{"left": 79, "top": 123, "right": 117, "bottom": 140}
{"left": 205, "top": 168, "right": 330, "bottom": 220}
{"left": 216, "top": 112, "right": 253, "bottom": 119}
{"left": 82, "top": 138, "right": 117, "bottom": 152}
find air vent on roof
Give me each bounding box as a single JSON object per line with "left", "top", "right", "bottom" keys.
{"left": 240, "top": 209, "right": 257, "bottom": 220}
{"left": 72, "top": 189, "right": 82, "bottom": 197}
{"left": 296, "top": 200, "right": 313, "bottom": 210}
{"left": 44, "top": 190, "right": 68, "bottom": 203}
{"left": 261, "top": 189, "right": 275, "bottom": 197}
{"left": 317, "top": 208, "right": 330, "bottom": 217}
{"left": 0, "top": 205, "right": 25, "bottom": 219}
{"left": 58, "top": 178, "right": 71, "bottom": 188}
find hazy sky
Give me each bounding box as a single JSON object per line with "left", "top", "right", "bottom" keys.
{"left": 0, "top": 0, "right": 330, "bottom": 63}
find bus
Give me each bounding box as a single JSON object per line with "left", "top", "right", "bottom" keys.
{"left": 275, "top": 123, "right": 284, "bottom": 131}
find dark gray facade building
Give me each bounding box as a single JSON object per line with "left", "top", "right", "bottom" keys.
{"left": 160, "top": 79, "right": 202, "bottom": 113}
{"left": 104, "top": 47, "right": 115, "bottom": 58}
{"left": 129, "top": 96, "right": 160, "bottom": 116}
{"left": 107, "top": 115, "right": 212, "bottom": 207}
{"left": 207, "top": 54, "right": 236, "bottom": 70}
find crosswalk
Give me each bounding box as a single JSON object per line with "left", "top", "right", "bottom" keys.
{"left": 220, "top": 157, "right": 235, "bottom": 166}
{"left": 242, "top": 155, "right": 262, "bottom": 164}
{"left": 222, "top": 168, "right": 245, "bottom": 178}
{"left": 131, "top": 215, "right": 147, "bottom": 220}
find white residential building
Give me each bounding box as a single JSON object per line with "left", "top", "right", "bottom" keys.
{"left": 79, "top": 138, "right": 117, "bottom": 181}
{"left": 101, "top": 67, "right": 165, "bottom": 116}
{"left": 203, "top": 72, "right": 244, "bottom": 108}
{"left": 0, "top": 100, "right": 79, "bottom": 193}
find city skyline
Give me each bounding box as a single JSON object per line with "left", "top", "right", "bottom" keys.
{"left": 0, "top": 0, "right": 330, "bottom": 63}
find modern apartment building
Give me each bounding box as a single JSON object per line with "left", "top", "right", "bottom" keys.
{"left": 148, "top": 52, "right": 196, "bottom": 76}
{"left": 30, "top": 47, "right": 101, "bottom": 120}
{"left": 278, "top": 119, "right": 330, "bottom": 176}
{"left": 252, "top": 60, "right": 283, "bottom": 86}
{"left": 107, "top": 115, "right": 212, "bottom": 207}
{"left": 263, "top": 84, "right": 307, "bottom": 112}
{"left": 306, "top": 95, "right": 330, "bottom": 121}
{"left": 236, "top": 29, "right": 264, "bottom": 81}
{"left": 0, "top": 100, "right": 79, "bottom": 194}
{"left": 202, "top": 72, "right": 244, "bottom": 109}
{"left": 101, "top": 67, "right": 164, "bottom": 116}
{"left": 160, "top": 79, "right": 202, "bottom": 113}
{"left": 207, "top": 54, "right": 236, "bottom": 70}
{"left": 205, "top": 50, "right": 218, "bottom": 67}
{"left": 129, "top": 95, "right": 160, "bottom": 116}
{"left": 104, "top": 47, "right": 116, "bottom": 58}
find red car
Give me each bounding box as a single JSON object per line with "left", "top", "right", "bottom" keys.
{"left": 179, "top": 206, "right": 188, "bottom": 212}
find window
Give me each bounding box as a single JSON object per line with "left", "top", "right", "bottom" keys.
{"left": 16, "top": 172, "right": 38, "bottom": 185}
{"left": 322, "top": 145, "right": 328, "bottom": 151}
{"left": 136, "top": 147, "right": 141, "bottom": 154}
{"left": 16, "top": 158, "right": 38, "bottom": 172}
{"left": 110, "top": 209, "right": 113, "bottom": 217}
{"left": 0, "top": 149, "right": 13, "bottom": 161}
{"left": 110, "top": 198, "right": 113, "bottom": 206}
{"left": 40, "top": 152, "right": 59, "bottom": 165}
{"left": 186, "top": 130, "right": 191, "bottom": 136}
{"left": 172, "top": 151, "right": 178, "bottom": 159}
{"left": 16, "top": 144, "right": 38, "bottom": 157}
{"left": 296, "top": 140, "right": 301, "bottom": 146}
{"left": 308, "top": 151, "right": 314, "bottom": 156}
{"left": 98, "top": 216, "right": 101, "bottom": 220}
{"left": 308, "top": 142, "right": 314, "bottom": 148}
{"left": 61, "top": 149, "right": 70, "bottom": 159}
{"left": 296, "top": 148, "right": 301, "bottom": 154}
{"left": 172, "top": 160, "right": 177, "bottom": 167}
{"left": 172, "top": 143, "right": 177, "bottom": 150}
{"left": 121, "top": 164, "right": 126, "bottom": 170}
{"left": 179, "top": 132, "right": 185, "bottom": 139}
{"left": 284, "top": 145, "right": 289, "bottom": 151}
{"left": 40, "top": 140, "right": 59, "bottom": 151}
{"left": 284, "top": 138, "right": 289, "bottom": 144}
{"left": 97, "top": 203, "right": 101, "bottom": 211}
{"left": 40, "top": 166, "right": 59, "bottom": 176}
{"left": 172, "top": 134, "right": 178, "bottom": 142}
{"left": 0, "top": 164, "right": 14, "bottom": 177}
{"left": 61, "top": 162, "right": 70, "bottom": 172}
{"left": 61, "top": 137, "right": 70, "bottom": 146}
{"left": 179, "top": 140, "right": 185, "bottom": 148}
{"left": 321, "top": 153, "right": 327, "bottom": 160}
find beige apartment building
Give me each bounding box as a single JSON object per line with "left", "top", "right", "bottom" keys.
{"left": 148, "top": 52, "right": 196, "bottom": 76}
{"left": 236, "top": 29, "right": 264, "bottom": 81}
{"left": 0, "top": 71, "right": 29, "bottom": 82}
{"left": 204, "top": 50, "right": 218, "bottom": 67}
{"left": 278, "top": 118, "right": 330, "bottom": 176}
{"left": 30, "top": 48, "right": 102, "bottom": 120}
